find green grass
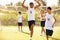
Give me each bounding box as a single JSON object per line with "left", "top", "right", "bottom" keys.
{"left": 0, "top": 26, "right": 60, "bottom": 40}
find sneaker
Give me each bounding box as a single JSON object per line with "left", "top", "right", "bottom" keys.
{"left": 44, "top": 32, "right": 46, "bottom": 35}
{"left": 30, "top": 37, "right": 32, "bottom": 40}
{"left": 21, "top": 30, "right": 23, "bottom": 32}
{"left": 40, "top": 33, "right": 42, "bottom": 36}
{"left": 18, "top": 30, "right": 20, "bottom": 32}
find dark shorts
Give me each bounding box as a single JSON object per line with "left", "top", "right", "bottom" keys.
{"left": 41, "top": 21, "right": 45, "bottom": 27}
{"left": 46, "top": 29, "right": 53, "bottom": 36}
{"left": 28, "top": 20, "right": 35, "bottom": 29}
{"left": 18, "top": 23, "right": 22, "bottom": 26}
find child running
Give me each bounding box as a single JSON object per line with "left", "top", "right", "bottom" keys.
{"left": 22, "top": 0, "right": 41, "bottom": 40}
{"left": 18, "top": 12, "right": 23, "bottom": 32}
{"left": 39, "top": 9, "right": 46, "bottom": 36}
{"left": 45, "top": 7, "right": 56, "bottom": 40}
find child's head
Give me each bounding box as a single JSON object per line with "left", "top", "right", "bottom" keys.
{"left": 18, "top": 12, "right": 21, "bottom": 15}
{"left": 29, "top": 2, "right": 34, "bottom": 8}
{"left": 47, "top": 7, "right": 52, "bottom": 14}
{"left": 40, "top": 9, "right": 44, "bottom": 14}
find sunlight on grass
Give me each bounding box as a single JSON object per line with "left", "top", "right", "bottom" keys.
{"left": 0, "top": 26, "right": 60, "bottom": 40}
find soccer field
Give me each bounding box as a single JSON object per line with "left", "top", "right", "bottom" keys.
{"left": 0, "top": 26, "right": 60, "bottom": 40}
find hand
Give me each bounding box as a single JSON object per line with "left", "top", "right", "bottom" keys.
{"left": 35, "top": 0, "right": 39, "bottom": 2}
{"left": 23, "top": 0, "right": 26, "bottom": 2}
{"left": 34, "top": 0, "right": 36, "bottom": 1}
{"left": 23, "top": 0, "right": 26, "bottom": 4}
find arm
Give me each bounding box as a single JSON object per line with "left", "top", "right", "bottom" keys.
{"left": 34, "top": 0, "right": 41, "bottom": 9}
{"left": 22, "top": 0, "right": 28, "bottom": 9}
{"left": 52, "top": 16, "right": 56, "bottom": 28}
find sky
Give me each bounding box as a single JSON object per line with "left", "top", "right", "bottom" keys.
{"left": 46, "top": 0, "right": 58, "bottom": 6}
{"left": 0, "top": 0, "right": 59, "bottom": 6}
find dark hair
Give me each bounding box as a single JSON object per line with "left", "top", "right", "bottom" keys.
{"left": 29, "top": 2, "right": 34, "bottom": 5}
{"left": 18, "top": 12, "right": 21, "bottom": 14}
{"left": 47, "top": 7, "right": 52, "bottom": 10}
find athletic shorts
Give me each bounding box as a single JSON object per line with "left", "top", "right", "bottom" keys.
{"left": 18, "top": 23, "right": 22, "bottom": 26}
{"left": 41, "top": 21, "right": 45, "bottom": 27}
{"left": 46, "top": 29, "right": 53, "bottom": 36}
{"left": 28, "top": 20, "right": 35, "bottom": 29}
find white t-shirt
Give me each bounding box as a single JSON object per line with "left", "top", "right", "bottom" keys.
{"left": 45, "top": 13, "right": 54, "bottom": 30}
{"left": 18, "top": 14, "right": 22, "bottom": 23}
{"left": 28, "top": 7, "right": 35, "bottom": 21}
{"left": 40, "top": 13, "right": 46, "bottom": 21}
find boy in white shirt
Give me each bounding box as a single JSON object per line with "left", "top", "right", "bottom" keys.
{"left": 45, "top": 7, "right": 56, "bottom": 40}
{"left": 22, "top": 0, "right": 41, "bottom": 40}
{"left": 18, "top": 12, "right": 23, "bottom": 32}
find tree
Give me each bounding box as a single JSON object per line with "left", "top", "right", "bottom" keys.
{"left": 11, "top": 2, "right": 13, "bottom": 6}
{"left": 40, "top": 0, "right": 46, "bottom": 6}
{"left": 16, "top": 2, "right": 22, "bottom": 6}
{"left": 58, "top": 0, "right": 60, "bottom": 6}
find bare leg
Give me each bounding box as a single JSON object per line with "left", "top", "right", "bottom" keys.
{"left": 30, "top": 24, "right": 34, "bottom": 37}
{"left": 40, "top": 27, "right": 44, "bottom": 36}
{"left": 21, "top": 26, "right": 22, "bottom": 30}
{"left": 46, "top": 35, "right": 49, "bottom": 40}
{"left": 21, "top": 26, "right": 23, "bottom": 32}
{"left": 18, "top": 26, "right": 20, "bottom": 31}
{"left": 41, "top": 27, "right": 43, "bottom": 34}
{"left": 41, "top": 27, "right": 45, "bottom": 33}
{"left": 42, "top": 27, "right": 45, "bottom": 33}
{"left": 29, "top": 24, "right": 34, "bottom": 40}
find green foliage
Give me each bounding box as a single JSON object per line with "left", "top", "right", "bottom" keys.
{"left": 58, "top": 0, "right": 60, "bottom": 6}
{"left": 0, "top": 10, "right": 60, "bottom": 26}
{"left": 16, "top": 2, "right": 22, "bottom": 6}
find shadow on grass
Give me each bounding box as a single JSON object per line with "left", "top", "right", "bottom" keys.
{"left": 22, "top": 31, "right": 30, "bottom": 35}
{"left": 51, "top": 37, "right": 60, "bottom": 40}
{"left": 41, "top": 35, "right": 60, "bottom": 40}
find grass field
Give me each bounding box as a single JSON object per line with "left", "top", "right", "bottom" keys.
{"left": 0, "top": 26, "right": 60, "bottom": 40}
